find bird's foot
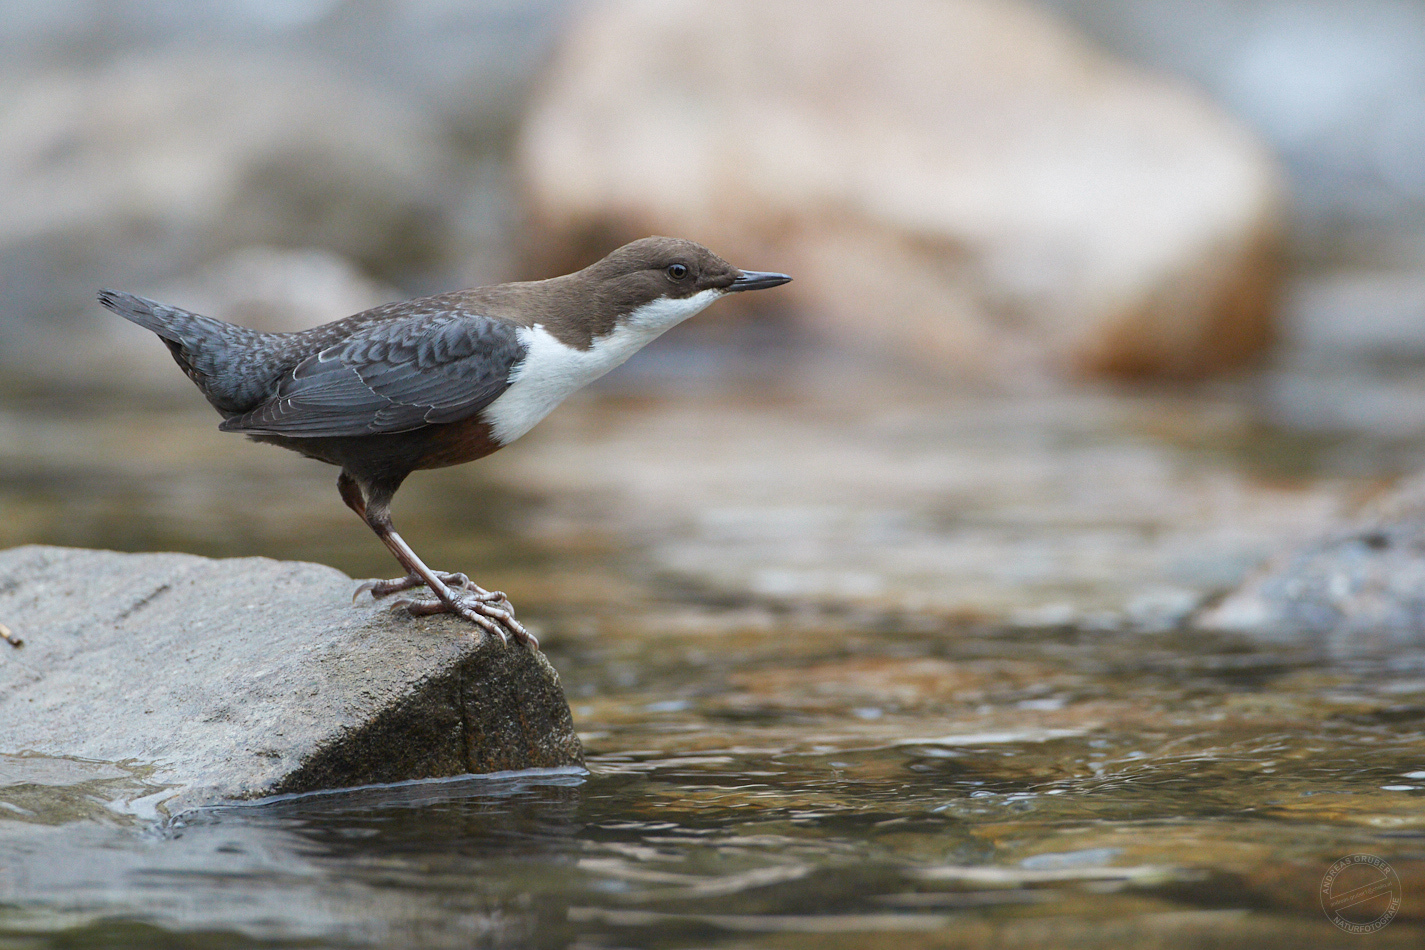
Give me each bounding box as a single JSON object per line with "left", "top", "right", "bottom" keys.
{"left": 394, "top": 589, "right": 537, "bottom": 648}
{"left": 355, "top": 571, "right": 500, "bottom": 602}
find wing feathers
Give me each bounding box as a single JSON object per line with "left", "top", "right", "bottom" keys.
{"left": 220, "top": 312, "right": 525, "bottom": 437}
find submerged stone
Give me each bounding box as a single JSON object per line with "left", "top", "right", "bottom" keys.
{"left": 0, "top": 546, "right": 583, "bottom": 817}
{"left": 1199, "top": 472, "right": 1425, "bottom": 652}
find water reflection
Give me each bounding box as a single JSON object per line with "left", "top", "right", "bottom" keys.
{"left": 0, "top": 754, "right": 169, "bottom": 825}
{"left": 4, "top": 616, "right": 1422, "bottom": 947}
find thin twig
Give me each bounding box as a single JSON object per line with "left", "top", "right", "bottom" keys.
{"left": 0, "top": 622, "right": 21, "bottom": 648}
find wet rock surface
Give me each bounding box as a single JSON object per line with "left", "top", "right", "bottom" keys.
{"left": 0, "top": 545, "right": 583, "bottom": 817}
{"left": 518, "top": 0, "right": 1282, "bottom": 381}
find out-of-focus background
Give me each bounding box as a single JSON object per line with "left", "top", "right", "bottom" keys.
{"left": 5, "top": 2, "right": 1425, "bottom": 947}
{"left": 7, "top": 0, "right": 1425, "bottom": 621}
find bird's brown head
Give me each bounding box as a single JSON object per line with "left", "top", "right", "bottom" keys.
{"left": 524, "top": 236, "right": 790, "bottom": 348}
{"left": 582, "top": 236, "right": 790, "bottom": 303}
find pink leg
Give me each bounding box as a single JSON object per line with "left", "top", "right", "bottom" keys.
{"left": 337, "top": 472, "right": 535, "bottom": 647}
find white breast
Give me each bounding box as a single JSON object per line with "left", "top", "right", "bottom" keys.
{"left": 482, "top": 289, "right": 719, "bottom": 445}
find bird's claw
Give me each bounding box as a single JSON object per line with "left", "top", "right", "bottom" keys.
{"left": 393, "top": 591, "right": 537, "bottom": 649}
{"left": 355, "top": 569, "right": 533, "bottom": 648}
{"left": 354, "top": 571, "right": 474, "bottom": 602}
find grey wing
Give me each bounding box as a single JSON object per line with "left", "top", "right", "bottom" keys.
{"left": 219, "top": 312, "right": 526, "bottom": 437}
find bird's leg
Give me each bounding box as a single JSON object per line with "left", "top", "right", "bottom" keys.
{"left": 343, "top": 474, "right": 535, "bottom": 647}
{"left": 375, "top": 520, "right": 535, "bottom": 648}
{"left": 338, "top": 472, "right": 475, "bottom": 600}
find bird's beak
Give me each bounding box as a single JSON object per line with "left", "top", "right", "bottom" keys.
{"left": 728, "top": 270, "right": 792, "bottom": 292}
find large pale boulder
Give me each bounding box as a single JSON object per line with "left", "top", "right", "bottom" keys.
{"left": 517, "top": 0, "right": 1282, "bottom": 381}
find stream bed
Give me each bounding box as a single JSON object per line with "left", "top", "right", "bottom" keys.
{"left": 2, "top": 344, "right": 1424, "bottom": 948}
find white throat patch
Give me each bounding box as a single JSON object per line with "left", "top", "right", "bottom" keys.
{"left": 482, "top": 289, "right": 720, "bottom": 445}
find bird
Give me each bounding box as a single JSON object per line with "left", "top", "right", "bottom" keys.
{"left": 100, "top": 237, "right": 791, "bottom": 648}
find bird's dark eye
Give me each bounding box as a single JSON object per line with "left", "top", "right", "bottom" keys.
{"left": 666, "top": 263, "right": 688, "bottom": 280}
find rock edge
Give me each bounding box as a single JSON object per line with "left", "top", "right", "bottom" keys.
{"left": 0, "top": 546, "right": 584, "bottom": 817}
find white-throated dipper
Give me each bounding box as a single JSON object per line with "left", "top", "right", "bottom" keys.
{"left": 100, "top": 237, "right": 791, "bottom": 647}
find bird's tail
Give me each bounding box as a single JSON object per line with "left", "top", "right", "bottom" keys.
{"left": 99, "top": 290, "right": 275, "bottom": 415}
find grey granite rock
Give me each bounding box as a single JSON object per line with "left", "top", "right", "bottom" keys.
{"left": 0, "top": 546, "right": 583, "bottom": 817}
{"left": 1197, "top": 473, "right": 1425, "bottom": 653}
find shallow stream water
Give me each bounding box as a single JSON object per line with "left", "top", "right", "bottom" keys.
{"left": 2, "top": 340, "right": 1424, "bottom": 948}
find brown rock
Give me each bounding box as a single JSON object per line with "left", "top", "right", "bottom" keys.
{"left": 517, "top": 0, "right": 1283, "bottom": 381}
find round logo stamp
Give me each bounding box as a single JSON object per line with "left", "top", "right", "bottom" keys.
{"left": 1321, "top": 854, "right": 1401, "bottom": 934}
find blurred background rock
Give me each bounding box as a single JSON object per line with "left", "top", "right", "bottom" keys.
{"left": 4, "top": 0, "right": 1425, "bottom": 634}
{"left": 0, "top": 0, "right": 563, "bottom": 384}
{"left": 3, "top": 0, "right": 1423, "bottom": 393}
{"left": 519, "top": 0, "right": 1281, "bottom": 382}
